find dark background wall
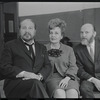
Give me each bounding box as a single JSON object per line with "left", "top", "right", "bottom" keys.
{"left": 0, "top": 2, "right": 18, "bottom": 58}
{"left": 1, "top": 3, "right": 100, "bottom": 45}
{"left": 95, "top": 8, "right": 100, "bottom": 36}
{"left": 19, "top": 10, "right": 82, "bottom": 44}
{"left": 19, "top": 8, "right": 100, "bottom": 45}
{"left": 3, "top": 2, "right": 18, "bottom": 34}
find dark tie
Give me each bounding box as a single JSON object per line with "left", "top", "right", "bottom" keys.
{"left": 25, "top": 43, "right": 35, "bottom": 64}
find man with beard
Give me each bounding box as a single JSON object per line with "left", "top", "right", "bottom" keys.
{"left": 74, "top": 23, "right": 100, "bottom": 98}
{"left": 0, "top": 19, "right": 52, "bottom": 98}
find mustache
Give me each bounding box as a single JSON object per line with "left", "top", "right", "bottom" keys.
{"left": 23, "top": 32, "right": 32, "bottom": 37}
{"left": 24, "top": 32, "right": 31, "bottom": 35}
{"left": 81, "top": 38, "right": 87, "bottom": 40}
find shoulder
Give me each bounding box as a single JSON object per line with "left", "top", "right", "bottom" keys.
{"left": 45, "top": 43, "right": 49, "bottom": 47}
{"left": 35, "top": 41, "right": 46, "bottom": 49}
{"left": 45, "top": 43, "right": 51, "bottom": 50}
{"left": 73, "top": 43, "right": 84, "bottom": 54}
{"left": 95, "top": 36, "right": 100, "bottom": 42}
{"left": 61, "top": 43, "right": 73, "bottom": 51}
{"left": 5, "top": 39, "right": 18, "bottom": 47}
{"left": 74, "top": 43, "right": 83, "bottom": 50}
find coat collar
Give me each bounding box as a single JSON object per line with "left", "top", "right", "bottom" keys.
{"left": 46, "top": 42, "right": 64, "bottom": 50}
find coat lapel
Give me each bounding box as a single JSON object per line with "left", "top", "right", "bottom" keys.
{"left": 34, "top": 42, "right": 41, "bottom": 67}
{"left": 83, "top": 45, "right": 94, "bottom": 63}
{"left": 94, "top": 37, "right": 100, "bottom": 62}
{"left": 17, "top": 38, "right": 32, "bottom": 59}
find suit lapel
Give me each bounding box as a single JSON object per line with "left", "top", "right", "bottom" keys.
{"left": 17, "top": 39, "right": 44, "bottom": 67}
{"left": 83, "top": 45, "right": 94, "bottom": 63}
{"left": 95, "top": 37, "right": 100, "bottom": 61}
{"left": 17, "top": 38, "right": 32, "bottom": 59}
{"left": 34, "top": 42, "right": 41, "bottom": 66}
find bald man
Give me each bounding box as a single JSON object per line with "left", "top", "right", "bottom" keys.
{"left": 0, "top": 19, "right": 52, "bottom": 98}
{"left": 74, "top": 23, "right": 100, "bottom": 98}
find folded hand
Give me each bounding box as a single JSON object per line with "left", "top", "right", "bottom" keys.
{"left": 16, "top": 71, "right": 40, "bottom": 80}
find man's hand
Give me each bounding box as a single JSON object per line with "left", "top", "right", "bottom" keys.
{"left": 59, "top": 77, "right": 70, "bottom": 89}
{"left": 16, "top": 71, "right": 40, "bottom": 80}
{"left": 91, "top": 77, "right": 100, "bottom": 91}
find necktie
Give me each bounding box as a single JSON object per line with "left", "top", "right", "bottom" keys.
{"left": 25, "top": 43, "right": 35, "bottom": 64}
{"left": 89, "top": 45, "right": 94, "bottom": 61}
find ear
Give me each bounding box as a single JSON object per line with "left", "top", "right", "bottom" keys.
{"left": 34, "top": 30, "right": 36, "bottom": 35}
{"left": 61, "top": 35, "right": 63, "bottom": 40}
{"left": 94, "top": 31, "right": 96, "bottom": 37}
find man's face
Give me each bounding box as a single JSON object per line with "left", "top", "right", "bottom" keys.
{"left": 19, "top": 19, "right": 36, "bottom": 42}
{"left": 80, "top": 24, "right": 96, "bottom": 45}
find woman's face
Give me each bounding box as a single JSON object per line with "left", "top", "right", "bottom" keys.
{"left": 49, "top": 27, "right": 63, "bottom": 44}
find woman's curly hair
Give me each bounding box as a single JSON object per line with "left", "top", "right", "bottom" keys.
{"left": 48, "top": 18, "right": 66, "bottom": 35}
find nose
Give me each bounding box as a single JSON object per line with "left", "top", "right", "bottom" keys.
{"left": 81, "top": 32, "right": 86, "bottom": 37}
{"left": 51, "top": 33, "right": 56, "bottom": 37}
{"left": 25, "top": 28, "right": 29, "bottom": 33}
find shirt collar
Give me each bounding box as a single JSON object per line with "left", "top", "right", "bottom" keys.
{"left": 89, "top": 39, "right": 95, "bottom": 47}
{"left": 21, "top": 38, "right": 35, "bottom": 45}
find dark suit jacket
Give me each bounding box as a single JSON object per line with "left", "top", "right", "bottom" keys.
{"left": 0, "top": 38, "right": 52, "bottom": 95}
{"left": 74, "top": 37, "right": 100, "bottom": 81}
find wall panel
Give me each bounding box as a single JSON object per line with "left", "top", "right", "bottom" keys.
{"left": 94, "top": 8, "right": 100, "bottom": 37}
{"left": 19, "top": 10, "right": 83, "bottom": 43}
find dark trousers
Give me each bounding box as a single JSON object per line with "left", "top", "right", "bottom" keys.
{"left": 80, "top": 80, "right": 98, "bottom": 98}
{"left": 28, "top": 79, "right": 49, "bottom": 98}
{"left": 5, "top": 79, "right": 49, "bottom": 98}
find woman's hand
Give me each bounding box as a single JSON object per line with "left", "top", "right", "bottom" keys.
{"left": 59, "top": 76, "right": 71, "bottom": 89}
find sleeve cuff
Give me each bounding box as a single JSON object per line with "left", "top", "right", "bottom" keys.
{"left": 66, "top": 74, "right": 75, "bottom": 81}
{"left": 87, "top": 77, "right": 94, "bottom": 82}
{"left": 16, "top": 71, "right": 25, "bottom": 78}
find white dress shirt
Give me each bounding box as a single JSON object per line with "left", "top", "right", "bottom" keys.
{"left": 87, "top": 40, "right": 95, "bottom": 57}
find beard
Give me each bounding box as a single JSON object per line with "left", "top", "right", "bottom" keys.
{"left": 21, "top": 32, "right": 34, "bottom": 42}
{"left": 81, "top": 39, "right": 89, "bottom": 45}
{"left": 81, "top": 35, "right": 94, "bottom": 46}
